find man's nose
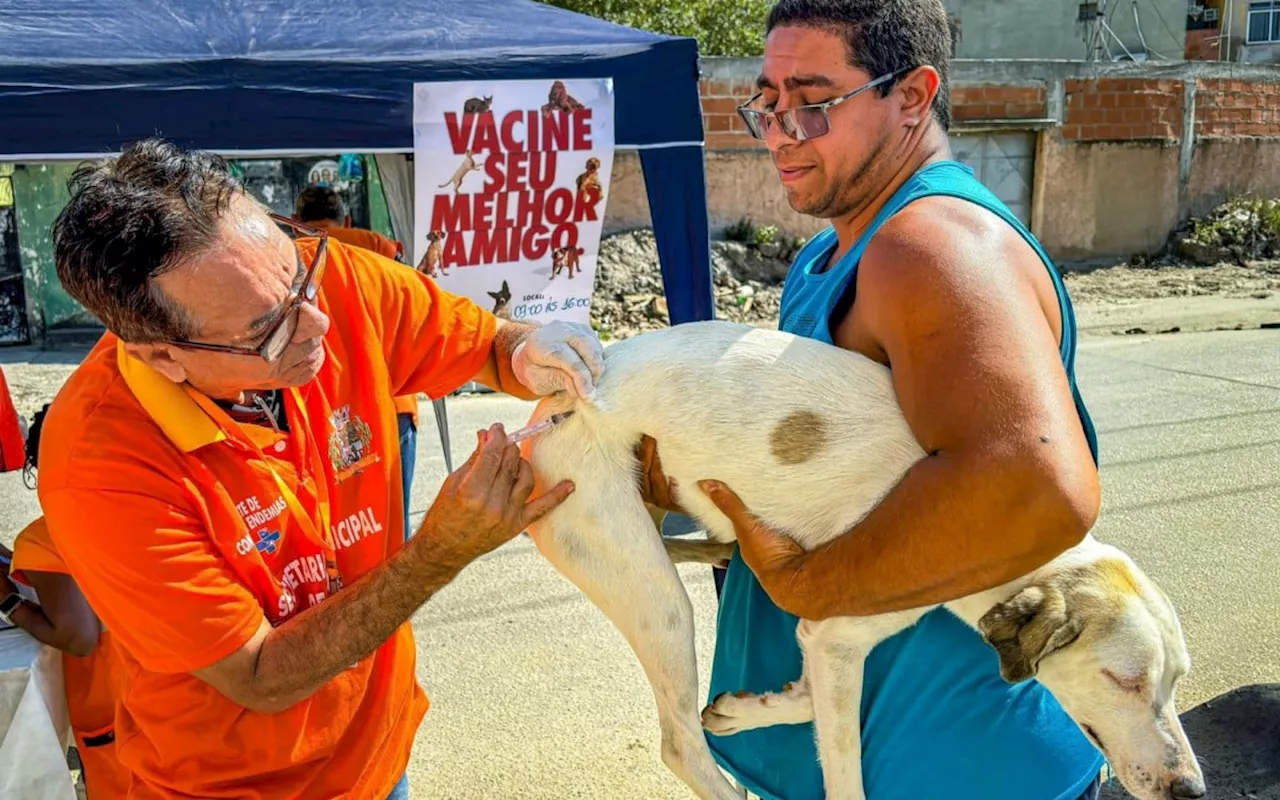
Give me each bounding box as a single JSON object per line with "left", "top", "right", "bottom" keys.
{"left": 294, "top": 301, "right": 330, "bottom": 342}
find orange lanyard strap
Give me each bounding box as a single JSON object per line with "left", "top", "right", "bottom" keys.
{"left": 190, "top": 387, "right": 339, "bottom": 583}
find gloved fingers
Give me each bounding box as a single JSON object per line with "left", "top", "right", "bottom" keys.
{"left": 564, "top": 329, "right": 605, "bottom": 381}
{"left": 538, "top": 341, "right": 596, "bottom": 398}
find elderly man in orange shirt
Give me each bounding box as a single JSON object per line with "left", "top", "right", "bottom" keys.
{"left": 292, "top": 184, "right": 423, "bottom": 540}
{"left": 36, "top": 137, "right": 603, "bottom": 800}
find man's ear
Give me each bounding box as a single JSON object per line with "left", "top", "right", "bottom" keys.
{"left": 895, "top": 65, "right": 941, "bottom": 127}
{"left": 123, "top": 342, "right": 188, "bottom": 385}
{"left": 977, "top": 584, "right": 1084, "bottom": 684}
{"left": 343, "top": 214, "right": 353, "bottom": 228}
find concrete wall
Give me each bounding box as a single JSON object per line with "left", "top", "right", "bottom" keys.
{"left": 599, "top": 58, "right": 1280, "bottom": 264}
{"left": 942, "top": 0, "right": 1186, "bottom": 61}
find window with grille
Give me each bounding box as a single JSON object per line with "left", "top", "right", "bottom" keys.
{"left": 1247, "top": 1, "right": 1280, "bottom": 44}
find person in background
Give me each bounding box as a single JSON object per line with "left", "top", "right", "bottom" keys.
{"left": 4, "top": 519, "right": 129, "bottom": 799}
{"left": 293, "top": 185, "right": 420, "bottom": 538}
{"left": 639, "top": 1, "right": 1106, "bottom": 798}
{"left": 0, "top": 411, "right": 129, "bottom": 798}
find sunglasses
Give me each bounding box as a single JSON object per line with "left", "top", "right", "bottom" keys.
{"left": 737, "top": 68, "right": 909, "bottom": 142}
{"left": 168, "top": 213, "right": 329, "bottom": 364}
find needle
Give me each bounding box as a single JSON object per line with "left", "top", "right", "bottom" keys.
{"left": 505, "top": 411, "right": 575, "bottom": 445}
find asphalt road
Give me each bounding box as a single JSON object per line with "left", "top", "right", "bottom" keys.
{"left": 1, "top": 328, "right": 1276, "bottom": 799}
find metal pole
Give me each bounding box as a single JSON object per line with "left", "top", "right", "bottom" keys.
{"left": 432, "top": 396, "right": 453, "bottom": 473}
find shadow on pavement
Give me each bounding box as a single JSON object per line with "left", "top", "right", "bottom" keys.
{"left": 1101, "top": 683, "right": 1280, "bottom": 799}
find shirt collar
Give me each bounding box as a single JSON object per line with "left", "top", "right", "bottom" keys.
{"left": 116, "top": 340, "right": 228, "bottom": 453}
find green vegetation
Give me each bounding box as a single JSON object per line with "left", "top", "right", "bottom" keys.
{"left": 541, "top": 0, "right": 772, "bottom": 57}
{"left": 1178, "top": 196, "right": 1280, "bottom": 263}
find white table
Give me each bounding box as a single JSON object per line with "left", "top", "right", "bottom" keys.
{"left": 0, "top": 626, "right": 76, "bottom": 800}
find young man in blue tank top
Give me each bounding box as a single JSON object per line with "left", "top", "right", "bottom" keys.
{"left": 638, "top": 1, "right": 1107, "bottom": 798}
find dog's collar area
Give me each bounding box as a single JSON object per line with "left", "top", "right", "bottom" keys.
{"left": 1081, "top": 723, "right": 1106, "bottom": 755}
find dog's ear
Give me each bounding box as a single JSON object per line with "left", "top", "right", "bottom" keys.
{"left": 977, "top": 584, "right": 1083, "bottom": 684}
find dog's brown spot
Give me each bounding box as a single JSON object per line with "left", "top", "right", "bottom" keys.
{"left": 1093, "top": 557, "right": 1142, "bottom": 599}
{"left": 769, "top": 410, "right": 829, "bottom": 466}
{"left": 734, "top": 691, "right": 751, "bottom": 699}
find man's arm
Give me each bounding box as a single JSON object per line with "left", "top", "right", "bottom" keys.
{"left": 709, "top": 198, "right": 1100, "bottom": 620}
{"left": 345, "top": 247, "right": 602, "bottom": 403}
{"left": 7, "top": 570, "right": 99, "bottom": 657}
{"left": 192, "top": 522, "right": 464, "bottom": 713}
{"left": 470, "top": 319, "right": 538, "bottom": 400}
{"left": 191, "top": 423, "right": 572, "bottom": 714}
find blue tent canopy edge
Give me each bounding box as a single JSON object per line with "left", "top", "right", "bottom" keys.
{"left": 0, "top": 0, "right": 715, "bottom": 325}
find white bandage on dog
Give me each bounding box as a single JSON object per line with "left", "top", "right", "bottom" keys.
{"left": 511, "top": 320, "right": 605, "bottom": 399}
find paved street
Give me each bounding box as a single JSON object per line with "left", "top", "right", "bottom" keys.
{"left": 0, "top": 327, "right": 1276, "bottom": 798}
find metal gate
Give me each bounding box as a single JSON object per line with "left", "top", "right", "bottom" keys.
{"left": 0, "top": 166, "right": 30, "bottom": 344}
{"left": 949, "top": 131, "right": 1037, "bottom": 228}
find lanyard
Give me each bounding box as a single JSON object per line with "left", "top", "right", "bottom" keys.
{"left": 191, "top": 387, "right": 341, "bottom": 590}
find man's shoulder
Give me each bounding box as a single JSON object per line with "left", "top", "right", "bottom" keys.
{"left": 862, "top": 196, "right": 1047, "bottom": 294}
{"left": 37, "top": 339, "right": 176, "bottom": 494}
{"left": 322, "top": 226, "right": 401, "bottom": 260}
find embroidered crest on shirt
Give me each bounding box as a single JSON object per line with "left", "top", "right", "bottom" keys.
{"left": 327, "top": 405, "right": 379, "bottom": 481}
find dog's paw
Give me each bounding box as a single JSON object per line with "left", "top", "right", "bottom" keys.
{"left": 701, "top": 691, "right": 769, "bottom": 736}
{"left": 702, "top": 681, "right": 814, "bottom": 736}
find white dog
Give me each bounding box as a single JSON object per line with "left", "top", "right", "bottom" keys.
{"left": 520, "top": 320, "right": 1205, "bottom": 800}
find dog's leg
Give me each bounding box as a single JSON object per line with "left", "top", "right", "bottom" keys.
{"left": 663, "top": 538, "right": 736, "bottom": 568}
{"left": 702, "top": 667, "right": 814, "bottom": 735}
{"left": 527, "top": 430, "right": 744, "bottom": 800}
{"left": 801, "top": 610, "right": 930, "bottom": 800}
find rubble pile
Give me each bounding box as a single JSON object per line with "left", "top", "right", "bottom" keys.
{"left": 1174, "top": 196, "right": 1280, "bottom": 265}
{"left": 590, "top": 225, "right": 805, "bottom": 339}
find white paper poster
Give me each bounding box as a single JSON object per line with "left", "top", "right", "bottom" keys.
{"left": 412, "top": 78, "right": 615, "bottom": 326}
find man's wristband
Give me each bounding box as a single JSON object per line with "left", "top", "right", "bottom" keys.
{"left": 0, "top": 592, "right": 23, "bottom": 626}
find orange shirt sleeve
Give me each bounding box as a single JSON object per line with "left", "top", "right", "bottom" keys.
{"left": 42, "top": 484, "right": 264, "bottom": 675}
{"left": 10, "top": 517, "right": 66, "bottom": 585}
{"left": 342, "top": 243, "right": 499, "bottom": 400}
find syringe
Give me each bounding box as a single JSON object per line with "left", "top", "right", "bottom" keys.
{"left": 505, "top": 411, "right": 575, "bottom": 446}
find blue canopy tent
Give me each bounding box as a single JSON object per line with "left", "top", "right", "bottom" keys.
{"left": 0, "top": 0, "right": 715, "bottom": 472}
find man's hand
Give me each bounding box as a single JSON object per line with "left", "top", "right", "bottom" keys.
{"left": 636, "top": 435, "right": 686, "bottom": 514}
{"left": 192, "top": 423, "right": 574, "bottom": 715}
{"left": 420, "top": 422, "right": 575, "bottom": 568}
{"left": 699, "top": 480, "right": 822, "bottom": 618}
{"left": 511, "top": 320, "right": 605, "bottom": 399}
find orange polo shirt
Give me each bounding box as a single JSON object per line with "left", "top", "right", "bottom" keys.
{"left": 309, "top": 222, "right": 420, "bottom": 427}
{"left": 11, "top": 516, "right": 131, "bottom": 800}
{"left": 37, "top": 239, "right": 498, "bottom": 799}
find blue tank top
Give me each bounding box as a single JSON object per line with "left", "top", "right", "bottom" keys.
{"left": 706, "top": 160, "right": 1106, "bottom": 800}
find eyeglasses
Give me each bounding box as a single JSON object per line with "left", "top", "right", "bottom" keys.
{"left": 167, "top": 213, "right": 329, "bottom": 364}
{"left": 737, "top": 68, "right": 910, "bottom": 142}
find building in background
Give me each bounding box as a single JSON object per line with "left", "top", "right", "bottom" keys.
{"left": 3, "top": 153, "right": 397, "bottom": 348}
{"left": 943, "top": 0, "right": 1187, "bottom": 61}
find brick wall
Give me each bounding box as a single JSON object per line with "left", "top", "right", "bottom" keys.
{"left": 699, "top": 77, "right": 760, "bottom": 150}
{"left": 950, "top": 85, "right": 1047, "bottom": 122}
{"left": 1062, "top": 78, "right": 1185, "bottom": 141}
{"left": 697, "top": 78, "right": 1050, "bottom": 148}
{"left": 1185, "top": 28, "right": 1221, "bottom": 61}
{"left": 696, "top": 63, "right": 1280, "bottom": 146}
{"left": 1196, "top": 79, "right": 1280, "bottom": 137}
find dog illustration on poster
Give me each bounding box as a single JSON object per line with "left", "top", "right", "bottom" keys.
{"left": 438, "top": 150, "right": 482, "bottom": 195}
{"left": 541, "top": 80, "right": 585, "bottom": 117}
{"left": 417, "top": 230, "right": 447, "bottom": 277}
{"left": 575, "top": 157, "right": 603, "bottom": 211}
{"left": 551, "top": 245, "right": 583, "bottom": 280}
